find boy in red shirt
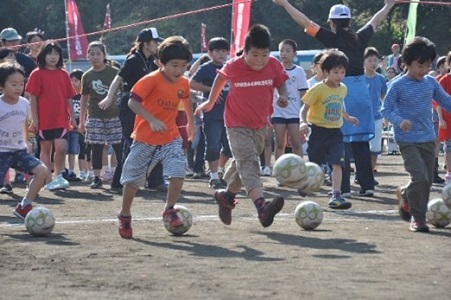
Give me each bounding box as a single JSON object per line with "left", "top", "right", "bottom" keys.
{"left": 196, "top": 24, "right": 289, "bottom": 227}
{"left": 117, "top": 36, "right": 195, "bottom": 239}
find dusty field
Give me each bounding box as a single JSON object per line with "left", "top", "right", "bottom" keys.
{"left": 1, "top": 154, "right": 451, "bottom": 300}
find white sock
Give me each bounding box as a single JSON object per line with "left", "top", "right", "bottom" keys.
{"left": 21, "top": 198, "right": 32, "bottom": 207}
{"left": 210, "top": 172, "right": 219, "bottom": 180}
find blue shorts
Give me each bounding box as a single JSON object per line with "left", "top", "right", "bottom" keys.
{"left": 0, "top": 150, "right": 42, "bottom": 185}
{"left": 270, "top": 117, "right": 300, "bottom": 124}
{"left": 66, "top": 131, "right": 82, "bottom": 155}
{"left": 120, "top": 138, "right": 185, "bottom": 187}
{"left": 203, "top": 118, "right": 232, "bottom": 161}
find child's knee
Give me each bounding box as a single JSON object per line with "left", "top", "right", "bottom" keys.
{"left": 32, "top": 164, "right": 48, "bottom": 178}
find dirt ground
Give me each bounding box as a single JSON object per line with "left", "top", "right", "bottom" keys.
{"left": 1, "top": 153, "right": 451, "bottom": 300}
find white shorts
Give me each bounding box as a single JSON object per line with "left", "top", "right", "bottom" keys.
{"left": 369, "top": 118, "right": 383, "bottom": 154}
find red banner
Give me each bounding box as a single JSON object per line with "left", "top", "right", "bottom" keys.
{"left": 230, "top": 0, "right": 252, "bottom": 58}
{"left": 103, "top": 3, "right": 111, "bottom": 30}
{"left": 201, "top": 23, "right": 208, "bottom": 52}
{"left": 66, "top": 0, "right": 88, "bottom": 61}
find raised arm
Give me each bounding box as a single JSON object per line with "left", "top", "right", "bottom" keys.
{"left": 367, "top": 0, "right": 397, "bottom": 31}
{"left": 273, "top": 0, "right": 312, "bottom": 29}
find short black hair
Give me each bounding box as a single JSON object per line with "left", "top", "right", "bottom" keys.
{"left": 436, "top": 56, "right": 446, "bottom": 69}
{"left": 0, "top": 61, "right": 25, "bottom": 87}
{"left": 25, "top": 30, "right": 45, "bottom": 43}
{"left": 70, "top": 69, "right": 84, "bottom": 80}
{"left": 244, "top": 24, "right": 271, "bottom": 52}
{"left": 208, "top": 37, "right": 230, "bottom": 51}
{"left": 319, "top": 49, "right": 349, "bottom": 72}
{"left": 402, "top": 36, "right": 437, "bottom": 66}
{"left": 312, "top": 51, "right": 325, "bottom": 65}
{"left": 157, "top": 36, "right": 192, "bottom": 65}
{"left": 37, "top": 41, "right": 64, "bottom": 68}
{"left": 279, "top": 39, "right": 297, "bottom": 52}
{"left": 364, "top": 47, "right": 380, "bottom": 59}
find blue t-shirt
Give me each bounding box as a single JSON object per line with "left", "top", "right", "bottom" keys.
{"left": 381, "top": 75, "right": 451, "bottom": 143}
{"left": 365, "top": 73, "right": 387, "bottom": 120}
{"left": 192, "top": 61, "right": 229, "bottom": 121}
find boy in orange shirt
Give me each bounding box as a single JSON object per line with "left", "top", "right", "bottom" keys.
{"left": 117, "top": 36, "right": 195, "bottom": 239}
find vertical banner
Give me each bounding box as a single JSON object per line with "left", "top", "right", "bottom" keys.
{"left": 66, "top": 0, "right": 88, "bottom": 60}
{"left": 103, "top": 3, "right": 111, "bottom": 30}
{"left": 201, "top": 23, "right": 208, "bottom": 52}
{"left": 405, "top": 0, "right": 419, "bottom": 44}
{"left": 230, "top": 0, "right": 252, "bottom": 58}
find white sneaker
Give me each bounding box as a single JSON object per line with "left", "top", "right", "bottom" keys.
{"left": 262, "top": 166, "right": 272, "bottom": 176}
{"left": 44, "top": 174, "right": 69, "bottom": 191}
{"left": 185, "top": 167, "right": 193, "bottom": 176}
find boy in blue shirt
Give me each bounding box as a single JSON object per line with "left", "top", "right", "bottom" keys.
{"left": 381, "top": 37, "right": 451, "bottom": 232}
{"left": 190, "top": 37, "right": 232, "bottom": 189}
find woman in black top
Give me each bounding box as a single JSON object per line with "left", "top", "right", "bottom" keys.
{"left": 274, "top": 0, "right": 396, "bottom": 196}
{"left": 99, "top": 28, "right": 164, "bottom": 191}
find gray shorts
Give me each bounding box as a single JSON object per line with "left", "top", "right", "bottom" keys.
{"left": 120, "top": 138, "right": 185, "bottom": 187}
{"left": 85, "top": 117, "right": 122, "bottom": 145}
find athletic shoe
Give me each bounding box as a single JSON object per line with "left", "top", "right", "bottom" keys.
{"left": 214, "top": 189, "right": 236, "bottom": 225}
{"left": 396, "top": 187, "right": 411, "bottom": 222}
{"left": 328, "top": 195, "right": 352, "bottom": 209}
{"left": 359, "top": 189, "right": 374, "bottom": 197}
{"left": 67, "top": 171, "right": 82, "bottom": 182}
{"left": 13, "top": 173, "right": 26, "bottom": 184}
{"left": 90, "top": 176, "right": 103, "bottom": 189}
{"left": 13, "top": 204, "right": 32, "bottom": 220}
{"left": 261, "top": 166, "right": 272, "bottom": 177}
{"left": 162, "top": 208, "right": 184, "bottom": 228}
{"left": 0, "top": 184, "right": 13, "bottom": 194}
{"left": 102, "top": 170, "right": 114, "bottom": 182}
{"left": 258, "top": 196, "right": 284, "bottom": 227}
{"left": 433, "top": 174, "right": 445, "bottom": 184}
{"left": 192, "top": 172, "right": 203, "bottom": 179}
{"left": 117, "top": 214, "right": 133, "bottom": 238}
{"left": 409, "top": 221, "right": 430, "bottom": 232}
{"left": 44, "top": 174, "right": 70, "bottom": 191}
{"left": 185, "top": 167, "right": 194, "bottom": 177}
{"left": 342, "top": 192, "right": 352, "bottom": 198}
{"left": 209, "top": 178, "right": 227, "bottom": 189}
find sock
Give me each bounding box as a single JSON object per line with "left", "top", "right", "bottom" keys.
{"left": 210, "top": 172, "right": 219, "bottom": 180}
{"left": 333, "top": 190, "right": 341, "bottom": 198}
{"left": 254, "top": 197, "right": 266, "bottom": 212}
{"left": 20, "top": 198, "right": 32, "bottom": 207}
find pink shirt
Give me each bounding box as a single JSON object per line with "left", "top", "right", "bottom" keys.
{"left": 218, "top": 56, "right": 288, "bottom": 129}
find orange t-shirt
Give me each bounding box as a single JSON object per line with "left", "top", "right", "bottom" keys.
{"left": 130, "top": 70, "right": 190, "bottom": 145}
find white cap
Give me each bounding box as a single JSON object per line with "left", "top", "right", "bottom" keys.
{"left": 328, "top": 4, "right": 351, "bottom": 19}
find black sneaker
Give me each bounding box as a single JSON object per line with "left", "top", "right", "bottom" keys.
{"left": 0, "top": 184, "right": 13, "bottom": 194}
{"left": 258, "top": 196, "right": 284, "bottom": 227}
{"left": 328, "top": 195, "right": 352, "bottom": 209}
{"left": 409, "top": 221, "right": 429, "bottom": 232}
{"left": 90, "top": 176, "right": 103, "bottom": 189}
{"left": 209, "top": 178, "right": 227, "bottom": 189}
{"left": 433, "top": 174, "right": 445, "bottom": 184}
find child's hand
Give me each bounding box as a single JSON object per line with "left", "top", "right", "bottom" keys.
{"left": 277, "top": 96, "right": 288, "bottom": 108}
{"left": 347, "top": 116, "right": 359, "bottom": 126}
{"left": 78, "top": 123, "right": 85, "bottom": 134}
{"left": 98, "top": 97, "right": 113, "bottom": 110}
{"left": 439, "top": 119, "right": 447, "bottom": 129}
{"left": 299, "top": 121, "right": 309, "bottom": 135}
{"left": 186, "top": 122, "right": 196, "bottom": 142}
{"left": 70, "top": 118, "right": 77, "bottom": 130}
{"left": 149, "top": 117, "right": 167, "bottom": 133}
{"left": 29, "top": 120, "right": 38, "bottom": 133}
{"left": 399, "top": 119, "right": 412, "bottom": 132}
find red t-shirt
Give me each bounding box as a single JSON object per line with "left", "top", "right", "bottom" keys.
{"left": 218, "top": 56, "right": 288, "bottom": 129}
{"left": 438, "top": 74, "right": 451, "bottom": 140}
{"left": 25, "top": 68, "right": 76, "bottom": 130}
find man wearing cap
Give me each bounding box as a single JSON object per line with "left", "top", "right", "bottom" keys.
{"left": 387, "top": 43, "right": 401, "bottom": 74}
{"left": 98, "top": 27, "right": 165, "bottom": 192}
{"left": 0, "top": 27, "right": 36, "bottom": 78}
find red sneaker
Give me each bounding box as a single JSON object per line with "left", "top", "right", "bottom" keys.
{"left": 163, "top": 208, "right": 184, "bottom": 228}
{"left": 258, "top": 196, "right": 284, "bottom": 227}
{"left": 214, "top": 189, "right": 236, "bottom": 225}
{"left": 13, "top": 204, "right": 32, "bottom": 220}
{"left": 396, "top": 187, "right": 411, "bottom": 222}
{"left": 117, "top": 214, "right": 133, "bottom": 239}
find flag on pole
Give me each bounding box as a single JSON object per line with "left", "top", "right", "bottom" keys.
{"left": 66, "top": 0, "right": 88, "bottom": 60}
{"left": 405, "top": 0, "right": 419, "bottom": 44}
{"left": 230, "top": 0, "right": 252, "bottom": 58}
{"left": 103, "top": 3, "right": 111, "bottom": 30}
{"left": 201, "top": 23, "right": 208, "bottom": 52}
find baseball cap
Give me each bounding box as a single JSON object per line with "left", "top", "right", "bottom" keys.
{"left": 391, "top": 43, "right": 400, "bottom": 50}
{"left": 137, "top": 28, "right": 164, "bottom": 43}
{"left": 328, "top": 4, "right": 351, "bottom": 20}
{"left": 0, "top": 27, "right": 22, "bottom": 41}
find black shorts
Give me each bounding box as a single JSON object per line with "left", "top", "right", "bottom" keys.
{"left": 38, "top": 128, "right": 68, "bottom": 141}
{"left": 307, "top": 125, "right": 344, "bottom": 166}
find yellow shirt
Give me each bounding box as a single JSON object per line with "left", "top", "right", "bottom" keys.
{"left": 302, "top": 81, "right": 347, "bottom": 129}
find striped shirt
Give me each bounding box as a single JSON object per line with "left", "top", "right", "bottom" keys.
{"left": 381, "top": 75, "right": 451, "bottom": 143}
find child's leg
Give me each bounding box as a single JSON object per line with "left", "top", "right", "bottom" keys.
{"left": 24, "top": 163, "right": 47, "bottom": 202}
{"left": 165, "top": 177, "right": 184, "bottom": 209}
{"left": 120, "top": 184, "right": 138, "bottom": 216}
{"left": 273, "top": 123, "right": 287, "bottom": 160}
{"left": 287, "top": 123, "right": 303, "bottom": 157}
{"left": 445, "top": 140, "right": 451, "bottom": 180}
{"left": 53, "top": 138, "right": 67, "bottom": 175}
{"left": 331, "top": 164, "right": 342, "bottom": 192}
{"left": 39, "top": 140, "right": 53, "bottom": 181}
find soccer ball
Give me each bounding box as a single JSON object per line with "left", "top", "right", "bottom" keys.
{"left": 273, "top": 153, "right": 307, "bottom": 188}
{"left": 426, "top": 198, "right": 451, "bottom": 228}
{"left": 163, "top": 205, "right": 193, "bottom": 236}
{"left": 24, "top": 207, "right": 55, "bottom": 236}
{"left": 297, "top": 162, "right": 325, "bottom": 194}
{"left": 441, "top": 183, "right": 451, "bottom": 208}
{"left": 294, "top": 201, "right": 323, "bottom": 230}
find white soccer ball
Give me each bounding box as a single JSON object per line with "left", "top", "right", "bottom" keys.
{"left": 297, "top": 162, "right": 325, "bottom": 194}
{"left": 294, "top": 201, "right": 323, "bottom": 230}
{"left": 273, "top": 154, "right": 307, "bottom": 188}
{"left": 426, "top": 198, "right": 451, "bottom": 228}
{"left": 441, "top": 183, "right": 451, "bottom": 208}
{"left": 163, "top": 205, "right": 193, "bottom": 236}
{"left": 25, "top": 207, "right": 55, "bottom": 236}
